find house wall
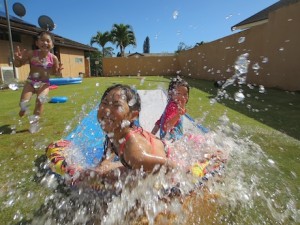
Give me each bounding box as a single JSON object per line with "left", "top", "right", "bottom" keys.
{"left": 103, "top": 2, "right": 300, "bottom": 91}
{"left": 0, "top": 35, "right": 32, "bottom": 82}
{"left": 59, "top": 47, "right": 86, "bottom": 77}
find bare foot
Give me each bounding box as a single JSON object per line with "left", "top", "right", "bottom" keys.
{"left": 19, "top": 110, "right": 26, "bottom": 117}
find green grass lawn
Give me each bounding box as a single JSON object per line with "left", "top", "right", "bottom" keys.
{"left": 0, "top": 76, "right": 299, "bottom": 224}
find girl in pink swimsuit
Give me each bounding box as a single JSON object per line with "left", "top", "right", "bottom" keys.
{"left": 14, "top": 31, "right": 63, "bottom": 133}
{"left": 95, "top": 84, "right": 176, "bottom": 175}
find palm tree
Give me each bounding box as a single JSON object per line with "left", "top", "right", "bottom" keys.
{"left": 90, "top": 31, "right": 112, "bottom": 57}
{"left": 111, "top": 23, "right": 136, "bottom": 57}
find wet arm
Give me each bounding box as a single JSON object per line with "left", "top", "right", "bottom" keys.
{"left": 52, "top": 55, "right": 63, "bottom": 76}
{"left": 124, "top": 139, "right": 176, "bottom": 172}
{"left": 162, "top": 103, "right": 183, "bottom": 132}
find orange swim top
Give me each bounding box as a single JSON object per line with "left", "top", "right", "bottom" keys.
{"left": 118, "top": 127, "right": 159, "bottom": 169}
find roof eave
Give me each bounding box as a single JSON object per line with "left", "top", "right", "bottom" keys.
{"left": 231, "top": 19, "right": 268, "bottom": 31}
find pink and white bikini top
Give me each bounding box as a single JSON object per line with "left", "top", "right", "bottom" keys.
{"left": 30, "top": 50, "right": 54, "bottom": 69}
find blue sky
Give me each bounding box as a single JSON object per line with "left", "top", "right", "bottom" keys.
{"left": 1, "top": 0, "right": 278, "bottom": 54}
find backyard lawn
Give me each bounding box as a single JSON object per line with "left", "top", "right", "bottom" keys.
{"left": 0, "top": 76, "right": 299, "bottom": 224}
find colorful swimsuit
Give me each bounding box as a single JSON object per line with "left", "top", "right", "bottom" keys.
{"left": 30, "top": 50, "right": 54, "bottom": 69}
{"left": 155, "top": 101, "right": 183, "bottom": 141}
{"left": 27, "top": 50, "right": 54, "bottom": 88}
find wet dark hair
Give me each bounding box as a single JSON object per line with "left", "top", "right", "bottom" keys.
{"left": 35, "top": 31, "right": 55, "bottom": 43}
{"left": 101, "top": 84, "right": 141, "bottom": 112}
{"left": 168, "top": 76, "right": 190, "bottom": 101}
{"left": 101, "top": 84, "right": 141, "bottom": 156}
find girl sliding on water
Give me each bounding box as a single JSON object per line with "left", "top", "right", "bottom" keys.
{"left": 95, "top": 84, "right": 177, "bottom": 174}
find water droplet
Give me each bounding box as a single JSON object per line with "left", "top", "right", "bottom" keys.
{"left": 38, "top": 94, "right": 49, "bottom": 103}
{"left": 234, "top": 53, "right": 250, "bottom": 75}
{"left": 121, "top": 120, "right": 130, "bottom": 128}
{"left": 8, "top": 83, "right": 19, "bottom": 90}
{"left": 128, "top": 98, "right": 136, "bottom": 107}
{"left": 225, "top": 14, "right": 232, "bottom": 20}
{"left": 234, "top": 91, "right": 245, "bottom": 102}
{"left": 140, "top": 77, "right": 145, "bottom": 85}
{"left": 290, "top": 171, "right": 297, "bottom": 178}
{"left": 252, "top": 63, "right": 260, "bottom": 70}
{"left": 279, "top": 47, "right": 284, "bottom": 51}
{"left": 209, "top": 98, "right": 217, "bottom": 105}
{"left": 247, "top": 84, "right": 254, "bottom": 89}
{"left": 96, "top": 83, "right": 100, "bottom": 87}
{"left": 5, "top": 198, "right": 15, "bottom": 207}
{"left": 259, "top": 85, "right": 265, "bottom": 93}
{"left": 107, "top": 132, "right": 114, "bottom": 138}
{"left": 172, "top": 10, "right": 179, "bottom": 20}
{"left": 238, "top": 37, "right": 245, "bottom": 44}
{"left": 262, "top": 57, "right": 268, "bottom": 63}
{"left": 41, "top": 174, "right": 58, "bottom": 189}
{"left": 218, "top": 115, "right": 230, "bottom": 125}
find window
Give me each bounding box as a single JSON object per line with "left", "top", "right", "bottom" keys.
{"left": 75, "top": 57, "right": 83, "bottom": 64}
{"left": 0, "top": 29, "right": 21, "bottom": 42}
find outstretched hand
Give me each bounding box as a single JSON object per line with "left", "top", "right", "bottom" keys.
{"left": 58, "top": 62, "right": 64, "bottom": 72}
{"left": 55, "top": 62, "right": 64, "bottom": 76}
{"left": 14, "top": 46, "right": 27, "bottom": 62}
{"left": 177, "top": 103, "right": 186, "bottom": 115}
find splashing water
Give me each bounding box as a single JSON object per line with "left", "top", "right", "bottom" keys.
{"left": 252, "top": 62, "right": 260, "bottom": 70}
{"left": 2, "top": 88, "right": 299, "bottom": 224}
{"left": 173, "top": 10, "right": 179, "bottom": 20}
{"left": 17, "top": 115, "right": 297, "bottom": 224}
{"left": 259, "top": 85, "right": 266, "bottom": 93}
{"left": 1, "top": 113, "right": 299, "bottom": 224}
{"left": 8, "top": 83, "right": 19, "bottom": 91}
{"left": 238, "top": 36, "right": 245, "bottom": 44}
{"left": 234, "top": 91, "right": 245, "bottom": 102}
{"left": 221, "top": 53, "right": 250, "bottom": 90}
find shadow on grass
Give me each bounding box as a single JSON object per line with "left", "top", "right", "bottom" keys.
{"left": 186, "top": 78, "right": 300, "bottom": 141}
{"left": 0, "top": 125, "right": 28, "bottom": 134}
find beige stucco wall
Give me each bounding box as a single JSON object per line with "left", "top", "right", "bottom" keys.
{"left": 59, "top": 47, "right": 86, "bottom": 77}
{"left": 0, "top": 35, "right": 32, "bottom": 81}
{"left": 103, "top": 2, "right": 300, "bottom": 91}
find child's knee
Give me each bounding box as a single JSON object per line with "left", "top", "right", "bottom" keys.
{"left": 37, "top": 94, "right": 49, "bottom": 104}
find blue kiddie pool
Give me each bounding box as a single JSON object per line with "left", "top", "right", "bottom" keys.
{"left": 49, "top": 96, "right": 68, "bottom": 103}
{"left": 49, "top": 77, "right": 83, "bottom": 85}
